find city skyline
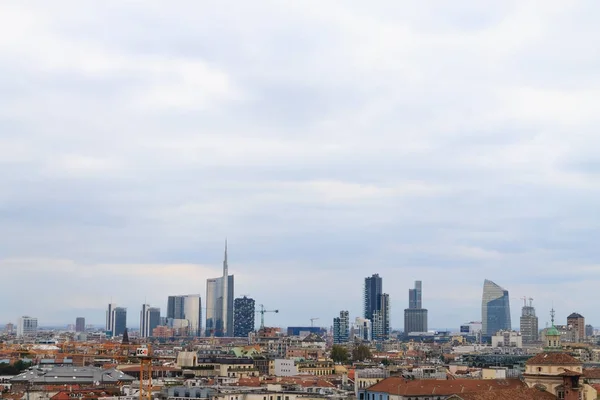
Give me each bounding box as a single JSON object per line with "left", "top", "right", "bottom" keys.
{"left": 2, "top": 1, "right": 600, "bottom": 330}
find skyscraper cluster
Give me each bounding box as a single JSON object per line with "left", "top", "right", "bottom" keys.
{"left": 102, "top": 242, "right": 258, "bottom": 338}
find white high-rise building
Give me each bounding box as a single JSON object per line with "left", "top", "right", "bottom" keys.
{"left": 140, "top": 304, "right": 161, "bottom": 338}
{"left": 206, "top": 241, "right": 234, "bottom": 337}
{"left": 106, "top": 303, "right": 117, "bottom": 332}
{"left": 353, "top": 317, "right": 372, "bottom": 341}
{"left": 182, "top": 295, "right": 202, "bottom": 337}
{"left": 17, "top": 316, "right": 38, "bottom": 337}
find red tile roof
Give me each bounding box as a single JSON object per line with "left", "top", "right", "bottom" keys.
{"left": 526, "top": 352, "right": 581, "bottom": 366}
{"left": 583, "top": 368, "right": 600, "bottom": 379}
{"left": 367, "top": 377, "right": 524, "bottom": 396}
{"left": 448, "top": 387, "right": 556, "bottom": 400}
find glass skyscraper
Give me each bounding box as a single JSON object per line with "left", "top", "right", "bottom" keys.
{"left": 364, "top": 274, "right": 382, "bottom": 320}
{"left": 481, "top": 279, "right": 511, "bottom": 335}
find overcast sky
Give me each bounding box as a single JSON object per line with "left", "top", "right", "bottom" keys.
{"left": 1, "top": 1, "right": 600, "bottom": 331}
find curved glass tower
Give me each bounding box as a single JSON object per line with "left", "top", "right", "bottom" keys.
{"left": 481, "top": 279, "right": 511, "bottom": 335}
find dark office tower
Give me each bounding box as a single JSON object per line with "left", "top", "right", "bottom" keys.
{"left": 481, "top": 279, "right": 511, "bottom": 336}
{"left": 233, "top": 296, "right": 255, "bottom": 337}
{"left": 333, "top": 310, "right": 350, "bottom": 344}
{"left": 372, "top": 294, "right": 390, "bottom": 341}
{"left": 404, "top": 281, "right": 428, "bottom": 334}
{"left": 364, "top": 274, "right": 383, "bottom": 320}
{"left": 167, "top": 296, "right": 185, "bottom": 320}
{"left": 140, "top": 304, "right": 161, "bottom": 338}
{"left": 408, "top": 281, "right": 422, "bottom": 309}
{"left": 520, "top": 298, "right": 538, "bottom": 343}
{"left": 75, "top": 317, "right": 85, "bottom": 333}
{"left": 112, "top": 307, "right": 127, "bottom": 337}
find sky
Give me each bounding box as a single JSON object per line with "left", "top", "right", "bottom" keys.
{"left": 1, "top": 0, "right": 600, "bottom": 331}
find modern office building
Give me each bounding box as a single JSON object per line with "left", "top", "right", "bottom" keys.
{"left": 233, "top": 296, "right": 255, "bottom": 337}
{"left": 364, "top": 274, "right": 383, "bottom": 321}
{"left": 586, "top": 324, "right": 594, "bottom": 338}
{"left": 519, "top": 299, "right": 539, "bottom": 343}
{"left": 17, "top": 316, "right": 38, "bottom": 337}
{"left": 110, "top": 307, "right": 127, "bottom": 337}
{"left": 206, "top": 242, "right": 234, "bottom": 337}
{"left": 372, "top": 293, "right": 390, "bottom": 341}
{"left": 140, "top": 304, "right": 161, "bottom": 338}
{"left": 75, "top": 317, "right": 85, "bottom": 333}
{"left": 481, "top": 279, "right": 511, "bottom": 336}
{"left": 167, "top": 296, "right": 185, "bottom": 320}
{"left": 182, "top": 295, "right": 202, "bottom": 337}
{"left": 409, "top": 280, "right": 422, "bottom": 309}
{"left": 106, "top": 303, "right": 117, "bottom": 333}
{"left": 567, "top": 313, "right": 585, "bottom": 342}
{"left": 404, "top": 280, "right": 428, "bottom": 334}
{"left": 333, "top": 310, "right": 350, "bottom": 344}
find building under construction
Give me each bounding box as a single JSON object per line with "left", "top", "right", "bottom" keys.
{"left": 519, "top": 297, "right": 539, "bottom": 343}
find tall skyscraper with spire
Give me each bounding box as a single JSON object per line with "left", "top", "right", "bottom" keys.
{"left": 206, "top": 241, "right": 234, "bottom": 337}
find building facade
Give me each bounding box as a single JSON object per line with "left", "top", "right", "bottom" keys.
{"left": 353, "top": 317, "right": 372, "bottom": 341}
{"left": 75, "top": 317, "right": 85, "bottom": 333}
{"left": 372, "top": 293, "right": 390, "bottom": 341}
{"left": 17, "top": 316, "right": 38, "bottom": 337}
{"left": 520, "top": 300, "right": 539, "bottom": 343}
{"left": 233, "top": 296, "right": 255, "bottom": 337}
{"left": 364, "top": 273, "right": 382, "bottom": 321}
{"left": 111, "top": 307, "right": 127, "bottom": 337}
{"left": 106, "top": 303, "right": 116, "bottom": 333}
{"left": 567, "top": 313, "right": 585, "bottom": 342}
{"left": 333, "top": 310, "right": 350, "bottom": 344}
{"left": 182, "top": 295, "right": 202, "bottom": 337}
{"left": 404, "top": 280, "right": 428, "bottom": 334}
{"left": 167, "top": 296, "right": 185, "bottom": 320}
{"left": 481, "top": 279, "right": 511, "bottom": 336}
{"left": 140, "top": 304, "right": 161, "bottom": 338}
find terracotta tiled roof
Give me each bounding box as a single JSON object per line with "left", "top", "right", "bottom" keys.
{"left": 366, "top": 377, "right": 524, "bottom": 396}
{"left": 559, "top": 369, "right": 582, "bottom": 377}
{"left": 526, "top": 352, "right": 581, "bottom": 366}
{"left": 447, "top": 387, "right": 556, "bottom": 400}
{"left": 583, "top": 368, "right": 600, "bottom": 379}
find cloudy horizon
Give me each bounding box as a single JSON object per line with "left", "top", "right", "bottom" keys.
{"left": 1, "top": 0, "right": 600, "bottom": 331}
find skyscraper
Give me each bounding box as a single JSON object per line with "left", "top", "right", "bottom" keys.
{"left": 111, "top": 307, "right": 127, "bottom": 337}
{"left": 519, "top": 298, "right": 538, "bottom": 343}
{"left": 333, "top": 310, "right": 350, "bottom": 344}
{"left": 75, "top": 317, "right": 85, "bottom": 333}
{"left": 364, "top": 274, "right": 382, "bottom": 321}
{"left": 404, "top": 280, "right": 428, "bottom": 334}
{"left": 140, "top": 304, "right": 161, "bottom": 338}
{"left": 481, "top": 279, "right": 511, "bottom": 336}
{"left": 182, "top": 295, "right": 202, "bottom": 337}
{"left": 353, "top": 317, "right": 372, "bottom": 341}
{"left": 167, "top": 296, "right": 185, "bottom": 320}
{"left": 372, "top": 293, "right": 390, "bottom": 341}
{"left": 234, "top": 296, "right": 256, "bottom": 337}
{"left": 409, "top": 280, "right": 422, "bottom": 309}
{"left": 106, "top": 303, "right": 116, "bottom": 332}
{"left": 206, "top": 242, "right": 234, "bottom": 337}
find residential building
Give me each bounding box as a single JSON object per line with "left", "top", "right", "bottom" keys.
{"left": 17, "top": 316, "right": 38, "bottom": 337}
{"left": 206, "top": 242, "right": 234, "bottom": 337}
{"left": 353, "top": 317, "right": 372, "bottom": 341}
{"left": 520, "top": 299, "right": 539, "bottom": 343}
{"left": 274, "top": 359, "right": 298, "bottom": 377}
{"left": 567, "top": 312, "right": 585, "bottom": 342}
{"left": 404, "top": 280, "right": 428, "bottom": 334}
{"left": 75, "top": 317, "right": 85, "bottom": 333}
{"left": 372, "top": 293, "right": 390, "bottom": 341}
{"left": 233, "top": 296, "right": 255, "bottom": 337}
{"left": 140, "top": 304, "right": 161, "bottom": 338}
{"left": 364, "top": 273, "right": 382, "bottom": 320}
{"left": 491, "top": 330, "right": 523, "bottom": 348}
{"left": 333, "top": 310, "right": 350, "bottom": 344}
{"left": 481, "top": 279, "right": 511, "bottom": 336}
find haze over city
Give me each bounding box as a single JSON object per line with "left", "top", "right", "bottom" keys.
{"left": 2, "top": 0, "right": 600, "bottom": 331}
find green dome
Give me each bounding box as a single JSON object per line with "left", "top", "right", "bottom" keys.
{"left": 547, "top": 326, "right": 560, "bottom": 336}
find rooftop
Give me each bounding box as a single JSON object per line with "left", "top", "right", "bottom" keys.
{"left": 447, "top": 387, "right": 556, "bottom": 400}
{"left": 525, "top": 352, "right": 581, "bottom": 366}
{"left": 10, "top": 366, "right": 135, "bottom": 385}
{"left": 366, "top": 377, "right": 524, "bottom": 396}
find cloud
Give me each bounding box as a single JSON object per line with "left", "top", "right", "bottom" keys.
{"left": 1, "top": 0, "right": 600, "bottom": 330}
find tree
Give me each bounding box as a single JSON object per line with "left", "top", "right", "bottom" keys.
{"left": 352, "top": 344, "right": 372, "bottom": 361}
{"left": 330, "top": 345, "right": 349, "bottom": 363}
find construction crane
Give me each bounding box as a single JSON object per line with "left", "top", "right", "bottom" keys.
{"left": 529, "top": 297, "right": 534, "bottom": 307}
{"left": 310, "top": 317, "right": 320, "bottom": 327}
{"left": 256, "top": 304, "right": 279, "bottom": 330}
{"left": 521, "top": 296, "right": 527, "bottom": 307}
